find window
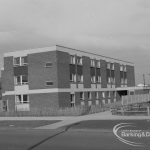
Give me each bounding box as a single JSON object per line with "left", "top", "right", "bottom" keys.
{"left": 113, "top": 91, "right": 116, "bottom": 97}
{"left": 80, "top": 92, "right": 84, "bottom": 100}
{"left": 46, "top": 81, "right": 53, "bottom": 86}
{"left": 15, "top": 94, "right": 29, "bottom": 104}
{"left": 97, "top": 76, "right": 101, "bottom": 83}
{"left": 14, "top": 57, "right": 20, "bottom": 66}
{"left": 21, "top": 56, "right": 28, "bottom": 65}
{"left": 45, "top": 62, "right": 52, "bottom": 67}
{"left": 102, "top": 92, "right": 105, "bottom": 98}
{"left": 14, "top": 56, "right": 28, "bottom": 66}
{"left": 96, "top": 92, "right": 99, "bottom": 99}
{"left": 107, "top": 63, "right": 110, "bottom": 69}
{"left": 125, "top": 78, "right": 127, "bottom": 84}
{"left": 77, "top": 57, "right": 82, "bottom": 65}
{"left": 14, "top": 75, "right": 28, "bottom": 85}
{"left": 88, "top": 92, "right": 92, "bottom": 99}
{"left": 91, "top": 76, "right": 96, "bottom": 83}
{"left": 70, "top": 55, "right": 76, "bottom": 64}
{"left": 77, "top": 75, "right": 83, "bottom": 83}
{"left": 70, "top": 73, "right": 76, "bottom": 82}
{"left": 88, "top": 101, "right": 92, "bottom": 106}
{"left": 107, "top": 91, "right": 111, "bottom": 97}
{"left": 96, "top": 100, "right": 99, "bottom": 105}
{"left": 97, "top": 61, "right": 100, "bottom": 68}
{"left": 108, "top": 77, "right": 111, "bottom": 83}
{"left": 70, "top": 94, "right": 75, "bottom": 107}
{"left": 102, "top": 100, "right": 105, "bottom": 104}
{"left": 120, "top": 65, "right": 123, "bottom": 71}
{"left": 124, "top": 66, "right": 127, "bottom": 72}
{"left": 91, "top": 59, "right": 95, "bottom": 67}
{"left": 111, "top": 63, "right": 114, "bottom": 70}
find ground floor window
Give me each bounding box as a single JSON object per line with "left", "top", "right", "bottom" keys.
{"left": 70, "top": 94, "right": 75, "bottom": 107}
{"left": 15, "top": 94, "right": 29, "bottom": 104}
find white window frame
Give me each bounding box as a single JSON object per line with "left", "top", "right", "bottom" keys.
{"left": 70, "top": 94, "right": 75, "bottom": 107}
{"left": 77, "top": 57, "right": 83, "bottom": 65}
{"left": 14, "top": 75, "right": 28, "bottom": 85}
{"left": 96, "top": 92, "right": 99, "bottom": 99}
{"left": 97, "top": 76, "right": 101, "bottom": 83}
{"left": 91, "top": 59, "right": 95, "bottom": 67}
{"left": 80, "top": 92, "right": 84, "bottom": 100}
{"left": 15, "top": 94, "right": 29, "bottom": 104}
{"left": 102, "top": 92, "right": 105, "bottom": 98}
{"left": 14, "top": 56, "right": 28, "bottom": 66}
{"left": 70, "top": 55, "right": 76, "bottom": 64}
{"left": 91, "top": 76, "right": 96, "bottom": 83}
{"left": 70, "top": 73, "right": 76, "bottom": 82}
{"left": 77, "top": 74, "right": 83, "bottom": 83}
{"left": 97, "top": 61, "right": 100, "bottom": 68}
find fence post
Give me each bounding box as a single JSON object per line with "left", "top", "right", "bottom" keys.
{"left": 147, "top": 106, "right": 150, "bottom": 116}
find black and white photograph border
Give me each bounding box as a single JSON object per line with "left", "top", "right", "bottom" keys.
{"left": 0, "top": 0, "right": 150, "bottom": 150}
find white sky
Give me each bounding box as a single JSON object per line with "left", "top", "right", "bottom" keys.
{"left": 0, "top": 0, "right": 150, "bottom": 84}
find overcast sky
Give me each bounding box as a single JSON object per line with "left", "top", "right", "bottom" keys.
{"left": 0, "top": 0, "right": 150, "bottom": 84}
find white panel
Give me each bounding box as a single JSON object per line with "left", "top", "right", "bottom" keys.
{"left": 16, "top": 104, "right": 30, "bottom": 111}
{"left": 15, "top": 85, "right": 29, "bottom": 93}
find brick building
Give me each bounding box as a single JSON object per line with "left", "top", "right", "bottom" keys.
{"left": 1, "top": 45, "right": 135, "bottom": 111}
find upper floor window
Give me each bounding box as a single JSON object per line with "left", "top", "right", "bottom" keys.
{"left": 91, "top": 59, "right": 95, "bottom": 67}
{"left": 102, "top": 92, "right": 105, "bottom": 98}
{"left": 91, "top": 76, "right": 96, "bottom": 83}
{"left": 77, "top": 57, "right": 82, "bottom": 65}
{"left": 77, "top": 75, "right": 83, "bottom": 83}
{"left": 45, "top": 62, "right": 53, "bottom": 68}
{"left": 120, "top": 65, "right": 124, "bottom": 71}
{"left": 97, "top": 61, "right": 100, "bottom": 68}
{"left": 111, "top": 63, "right": 114, "bottom": 70}
{"left": 70, "top": 94, "right": 75, "bottom": 107}
{"left": 14, "top": 75, "right": 28, "bottom": 85}
{"left": 107, "top": 62, "right": 110, "bottom": 69}
{"left": 45, "top": 81, "right": 54, "bottom": 86}
{"left": 124, "top": 66, "right": 127, "bottom": 72}
{"left": 97, "top": 76, "right": 101, "bottom": 83}
{"left": 14, "top": 56, "right": 28, "bottom": 66}
{"left": 96, "top": 92, "right": 99, "bottom": 99}
{"left": 70, "top": 73, "right": 76, "bottom": 82}
{"left": 70, "top": 55, "right": 76, "bottom": 64}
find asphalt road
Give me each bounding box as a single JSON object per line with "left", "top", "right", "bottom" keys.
{"left": 0, "top": 120, "right": 150, "bottom": 150}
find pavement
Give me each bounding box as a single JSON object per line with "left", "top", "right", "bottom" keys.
{"left": 1, "top": 111, "right": 150, "bottom": 130}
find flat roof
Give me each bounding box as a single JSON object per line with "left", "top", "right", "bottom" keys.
{"left": 4, "top": 45, "right": 134, "bottom": 65}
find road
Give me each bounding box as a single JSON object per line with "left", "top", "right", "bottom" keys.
{"left": 0, "top": 120, "right": 150, "bottom": 150}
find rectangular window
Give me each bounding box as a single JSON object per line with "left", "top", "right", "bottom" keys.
{"left": 88, "top": 101, "right": 92, "bottom": 106}
{"left": 45, "top": 62, "right": 53, "bottom": 67}
{"left": 77, "top": 57, "right": 82, "bottom": 65}
{"left": 96, "top": 92, "right": 99, "bottom": 99}
{"left": 77, "top": 75, "right": 83, "bottom": 83}
{"left": 70, "top": 94, "right": 75, "bottom": 107}
{"left": 102, "top": 92, "right": 105, "bottom": 98}
{"left": 70, "top": 73, "right": 76, "bottom": 82}
{"left": 46, "top": 81, "right": 53, "bottom": 86}
{"left": 15, "top": 94, "right": 29, "bottom": 104}
{"left": 70, "top": 55, "right": 76, "bottom": 64}
{"left": 91, "top": 76, "right": 96, "bottom": 83}
{"left": 91, "top": 59, "right": 95, "bottom": 67}
{"left": 107, "top": 91, "right": 111, "bottom": 97}
{"left": 14, "top": 56, "right": 28, "bottom": 66}
{"left": 88, "top": 92, "right": 92, "bottom": 99}
{"left": 97, "top": 61, "right": 100, "bottom": 68}
{"left": 96, "top": 100, "right": 99, "bottom": 105}
{"left": 14, "top": 57, "right": 20, "bottom": 66}
{"left": 21, "top": 56, "right": 28, "bottom": 65}
{"left": 14, "top": 75, "right": 28, "bottom": 85}
{"left": 97, "top": 76, "right": 101, "bottom": 83}
{"left": 80, "top": 92, "right": 84, "bottom": 100}
{"left": 107, "top": 63, "right": 110, "bottom": 69}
